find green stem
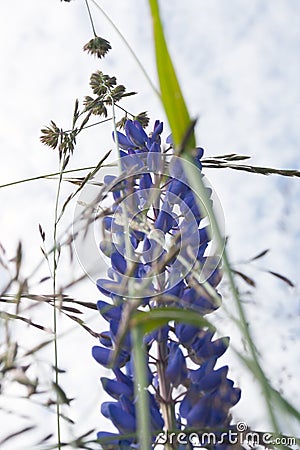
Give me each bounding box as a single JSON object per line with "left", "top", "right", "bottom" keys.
{"left": 157, "top": 340, "right": 175, "bottom": 450}
{"left": 0, "top": 166, "right": 96, "bottom": 189}
{"left": 52, "top": 156, "right": 65, "bottom": 449}
{"left": 84, "top": 0, "right": 97, "bottom": 37}
{"left": 131, "top": 326, "right": 151, "bottom": 450}
{"left": 90, "top": 0, "right": 160, "bottom": 97}
{"left": 109, "top": 92, "right": 152, "bottom": 447}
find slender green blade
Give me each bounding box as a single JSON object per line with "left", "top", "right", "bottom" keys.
{"left": 147, "top": 0, "right": 300, "bottom": 431}
{"left": 131, "top": 326, "right": 151, "bottom": 450}
{"left": 131, "top": 307, "right": 212, "bottom": 334}
{"left": 148, "top": 0, "right": 195, "bottom": 150}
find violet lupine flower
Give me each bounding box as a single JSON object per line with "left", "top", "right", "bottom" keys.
{"left": 92, "top": 119, "right": 241, "bottom": 448}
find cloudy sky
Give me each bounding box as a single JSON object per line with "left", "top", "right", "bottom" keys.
{"left": 1, "top": 0, "right": 300, "bottom": 448}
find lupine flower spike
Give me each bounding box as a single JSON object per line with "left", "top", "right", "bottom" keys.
{"left": 92, "top": 119, "right": 241, "bottom": 448}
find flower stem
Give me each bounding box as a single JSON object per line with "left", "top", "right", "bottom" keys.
{"left": 84, "top": 0, "right": 97, "bottom": 37}
{"left": 91, "top": 0, "right": 160, "bottom": 97}
{"left": 52, "top": 156, "right": 66, "bottom": 449}
{"left": 110, "top": 95, "right": 152, "bottom": 448}
{"left": 132, "top": 326, "right": 152, "bottom": 450}
{"left": 157, "top": 340, "right": 176, "bottom": 450}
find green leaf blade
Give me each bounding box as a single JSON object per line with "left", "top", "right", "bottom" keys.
{"left": 148, "top": 0, "right": 195, "bottom": 150}
{"left": 131, "top": 307, "right": 213, "bottom": 335}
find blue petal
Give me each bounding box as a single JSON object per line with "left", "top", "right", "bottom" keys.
{"left": 150, "top": 120, "right": 163, "bottom": 143}
{"left": 108, "top": 403, "right": 136, "bottom": 434}
{"left": 195, "top": 329, "right": 215, "bottom": 347}
{"left": 197, "top": 366, "right": 228, "bottom": 393}
{"left": 168, "top": 157, "right": 188, "bottom": 183}
{"left": 96, "top": 278, "right": 127, "bottom": 297}
{"left": 149, "top": 141, "right": 160, "bottom": 153}
{"left": 111, "top": 252, "right": 127, "bottom": 274}
{"left": 181, "top": 190, "right": 196, "bottom": 206}
{"left": 139, "top": 172, "right": 153, "bottom": 190}
{"left": 107, "top": 267, "right": 121, "bottom": 281}
{"left": 166, "top": 134, "right": 173, "bottom": 144}
{"left": 207, "top": 265, "right": 222, "bottom": 288}
{"left": 99, "top": 331, "right": 113, "bottom": 348}
{"left": 179, "top": 384, "right": 201, "bottom": 418}
{"left": 92, "top": 346, "right": 111, "bottom": 367}
{"left": 143, "top": 237, "right": 151, "bottom": 252}
{"left": 101, "top": 377, "right": 133, "bottom": 399}
{"left": 101, "top": 401, "right": 116, "bottom": 419}
{"left": 164, "top": 280, "right": 185, "bottom": 299}
{"left": 103, "top": 175, "right": 117, "bottom": 184}
{"left": 96, "top": 278, "right": 116, "bottom": 296}
{"left": 195, "top": 337, "right": 230, "bottom": 361}
{"left": 186, "top": 395, "right": 212, "bottom": 428}
{"left": 103, "top": 216, "right": 113, "bottom": 230}
{"left": 92, "top": 346, "right": 128, "bottom": 368}
{"left": 187, "top": 391, "right": 229, "bottom": 428}
{"left": 194, "top": 295, "right": 219, "bottom": 315}
{"left": 189, "top": 357, "right": 217, "bottom": 384}
{"left": 181, "top": 288, "right": 217, "bottom": 315}
{"left": 191, "top": 147, "right": 204, "bottom": 170}
{"left": 125, "top": 120, "right": 148, "bottom": 147}
{"left": 119, "top": 394, "right": 135, "bottom": 416}
{"left": 166, "top": 343, "right": 187, "bottom": 387}
{"left": 166, "top": 179, "right": 189, "bottom": 200}
{"left": 112, "top": 130, "right": 133, "bottom": 149}
{"left": 125, "top": 359, "right": 153, "bottom": 386}
{"left": 96, "top": 431, "right": 122, "bottom": 446}
{"left": 154, "top": 209, "right": 176, "bottom": 233}
{"left": 218, "top": 380, "right": 241, "bottom": 406}
{"left": 206, "top": 407, "right": 228, "bottom": 427}
{"left": 230, "top": 387, "right": 241, "bottom": 406}
{"left": 195, "top": 147, "right": 204, "bottom": 160}
{"left": 149, "top": 392, "right": 164, "bottom": 430}
{"left": 144, "top": 325, "right": 169, "bottom": 345}
{"left": 142, "top": 236, "right": 165, "bottom": 264}
{"left": 97, "top": 300, "right": 122, "bottom": 321}
{"left": 199, "top": 227, "right": 209, "bottom": 245}
{"left": 175, "top": 323, "right": 200, "bottom": 346}
{"left": 181, "top": 287, "right": 197, "bottom": 304}
{"left": 113, "top": 368, "right": 134, "bottom": 388}
{"left": 180, "top": 191, "right": 202, "bottom": 221}
{"left": 110, "top": 320, "right": 131, "bottom": 351}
